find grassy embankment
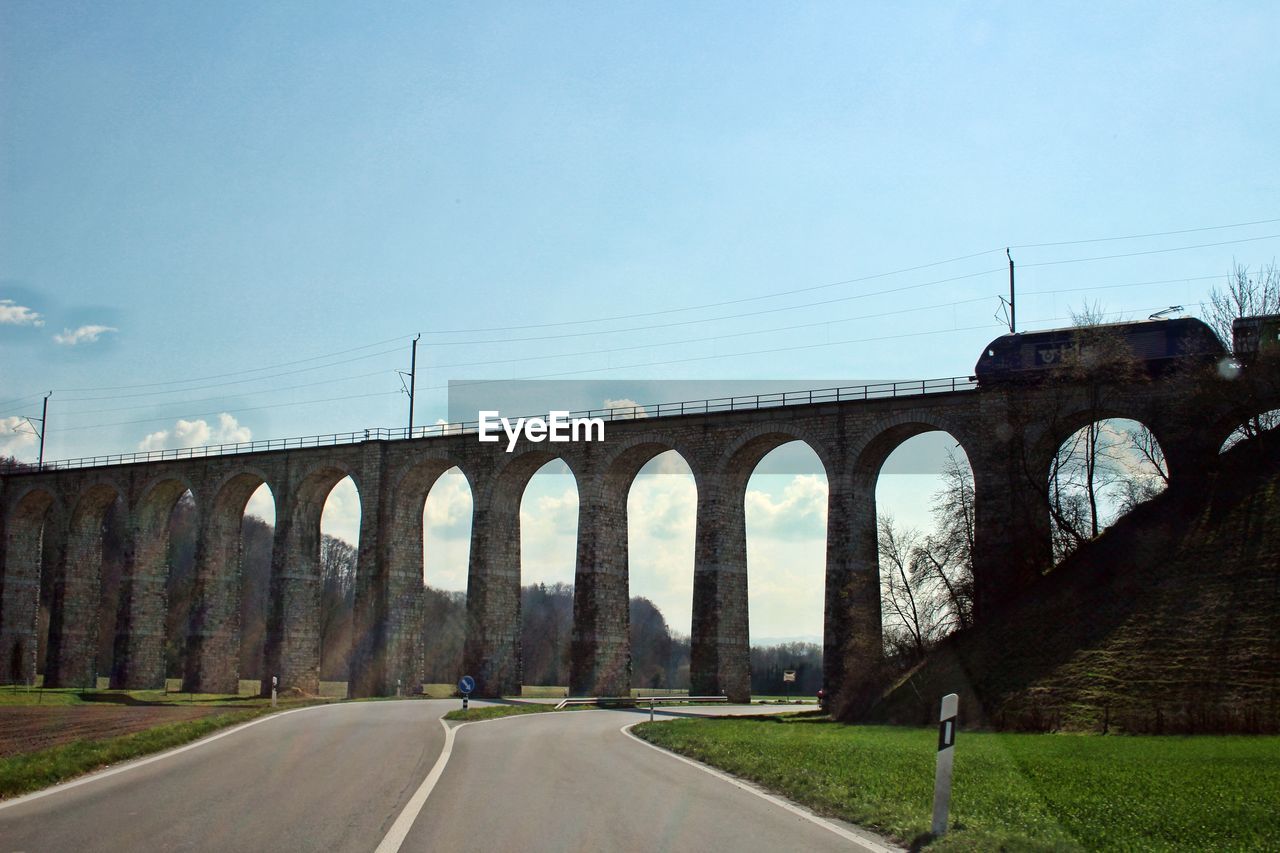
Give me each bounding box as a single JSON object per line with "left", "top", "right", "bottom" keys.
{"left": 634, "top": 714, "right": 1280, "bottom": 852}
{"left": 0, "top": 682, "right": 332, "bottom": 799}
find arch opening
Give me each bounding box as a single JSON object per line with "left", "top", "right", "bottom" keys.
{"left": 1219, "top": 408, "right": 1280, "bottom": 453}
{"left": 1048, "top": 417, "right": 1167, "bottom": 562}
{"left": 625, "top": 449, "right": 696, "bottom": 693}
{"left": 519, "top": 458, "right": 578, "bottom": 694}
{"left": 159, "top": 488, "right": 197, "bottom": 687}
{"left": 744, "top": 440, "right": 828, "bottom": 700}
{"left": 318, "top": 475, "right": 361, "bottom": 697}
{"left": 420, "top": 467, "right": 472, "bottom": 691}
{"left": 234, "top": 481, "right": 276, "bottom": 692}
{"left": 1, "top": 489, "right": 56, "bottom": 686}
{"left": 874, "top": 430, "right": 976, "bottom": 674}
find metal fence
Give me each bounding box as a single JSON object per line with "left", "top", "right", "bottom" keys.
{"left": 4, "top": 375, "right": 976, "bottom": 474}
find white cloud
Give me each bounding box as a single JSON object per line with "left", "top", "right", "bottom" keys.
{"left": 0, "top": 416, "right": 39, "bottom": 457}
{"left": 628, "top": 470, "right": 697, "bottom": 633}
{"left": 0, "top": 299, "right": 44, "bottom": 327}
{"left": 603, "top": 398, "right": 647, "bottom": 419}
{"left": 138, "top": 413, "right": 252, "bottom": 451}
{"left": 520, "top": 477, "right": 579, "bottom": 586}
{"left": 53, "top": 324, "right": 116, "bottom": 346}
{"left": 745, "top": 474, "right": 829, "bottom": 540}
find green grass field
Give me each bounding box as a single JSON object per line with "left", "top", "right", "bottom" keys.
{"left": 634, "top": 715, "right": 1280, "bottom": 851}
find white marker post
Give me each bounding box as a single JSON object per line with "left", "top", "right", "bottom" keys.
{"left": 271, "top": 675, "right": 278, "bottom": 708}
{"left": 931, "top": 693, "right": 959, "bottom": 837}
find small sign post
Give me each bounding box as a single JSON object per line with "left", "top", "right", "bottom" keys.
{"left": 782, "top": 669, "right": 796, "bottom": 703}
{"left": 931, "top": 693, "right": 959, "bottom": 837}
{"left": 458, "top": 674, "right": 475, "bottom": 711}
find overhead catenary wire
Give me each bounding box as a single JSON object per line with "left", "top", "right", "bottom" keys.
{"left": 51, "top": 268, "right": 1223, "bottom": 421}
{"left": 57, "top": 293, "right": 1000, "bottom": 418}
{"left": 16, "top": 216, "right": 1278, "bottom": 441}
{"left": 11, "top": 217, "right": 1277, "bottom": 407}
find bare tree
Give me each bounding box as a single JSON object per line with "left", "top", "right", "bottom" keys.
{"left": 1204, "top": 262, "right": 1279, "bottom": 348}
{"left": 878, "top": 452, "right": 978, "bottom": 664}
{"left": 1204, "top": 262, "right": 1280, "bottom": 444}
{"left": 319, "top": 535, "right": 357, "bottom": 679}
{"left": 914, "top": 448, "right": 976, "bottom": 632}
{"left": 878, "top": 515, "right": 929, "bottom": 661}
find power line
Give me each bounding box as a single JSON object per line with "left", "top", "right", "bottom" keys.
{"left": 49, "top": 271, "right": 1234, "bottom": 419}
{"left": 37, "top": 302, "right": 1189, "bottom": 437}
{"left": 51, "top": 391, "right": 403, "bottom": 433}
{"left": 1009, "top": 217, "right": 1280, "bottom": 250}
{"left": 58, "top": 345, "right": 405, "bottom": 403}
{"left": 16, "top": 221, "right": 1274, "bottom": 417}
{"left": 419, "top": 250, "right": 1002, "bottom": 334}
{"left": 49, "top": 334, "right": 411, "bottom": 394}
{"left": 1021, "top": 233, "right": 1280, "bottom": 269}
{"left": 418, "top": 216, "right": 1278, "bottom": 334}
{"left": 59, "top": 368, "right": 398, "bottom": 416}
{"left": 413, "top": 266, "right": 1007, "bottom": 347}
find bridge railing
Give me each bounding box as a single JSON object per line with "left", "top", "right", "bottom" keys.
{"left": 4, "top": 375, "right": 976, "bottom": 474}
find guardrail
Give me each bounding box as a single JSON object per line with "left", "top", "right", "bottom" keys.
{"left": 3, "top": 375, "right": 977, "bottom": 474}
{"left": 554, "top": 695, "right": 730, "bottom": 713}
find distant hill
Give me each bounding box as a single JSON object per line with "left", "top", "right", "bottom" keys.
{"left": 859, "top": 429, "right": 1280, "bottom": 734}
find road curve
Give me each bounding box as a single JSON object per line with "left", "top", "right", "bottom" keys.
{"left": 0, "top": 701, "right": 898, "bottom": 852}
{"left": 0, "top": 699, "right": 453, "bottom": 852}
{"left": 395, "top": 705, "right": 898, "bottom": 853}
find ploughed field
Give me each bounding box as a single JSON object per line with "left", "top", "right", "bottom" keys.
{"left": 0, "top": 705, "right": 229, "bottom": 758}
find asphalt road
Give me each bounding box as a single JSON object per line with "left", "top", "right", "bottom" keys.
{"left": 395, "top": 704, "right": 892, "bottom": 853}
{"left": 0, "top": 700, "right": 450, "bottom": 853}
{"left": 0, "top": 701, "right": 897, "bottom": 853}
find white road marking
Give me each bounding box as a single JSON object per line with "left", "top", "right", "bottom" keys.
{"left": 374, "top": 717, "right": 461, "bottom": 853}
{"left": 620, "top": 721, "right": 901, "bottom": 853}
{"left": 0, "top": 703, "right": 334, "bottom": 811}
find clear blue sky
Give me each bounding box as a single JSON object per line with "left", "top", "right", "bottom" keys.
{"left": 2, "top": 3, "right": 1277, "bottom": 455}
{"left": 3, "top": 4, "right": 1277, "bottom": 638}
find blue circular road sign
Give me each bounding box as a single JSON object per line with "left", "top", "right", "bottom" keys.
{"left": 458, "top": 675, "right": 476, "bottom": 695}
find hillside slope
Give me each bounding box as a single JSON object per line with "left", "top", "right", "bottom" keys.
{"left": 864, "top": 431, "right": 1280, "bottom": 734}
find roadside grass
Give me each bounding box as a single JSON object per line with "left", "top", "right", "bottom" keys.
{"left": 0, "top": 698, "right": 327, "bottom": 800}
{"left": 444, "top": 704, "right": 555, "bottom": 722}
{"left": 633, "top": 715, "right": 1280, "bottom": 851}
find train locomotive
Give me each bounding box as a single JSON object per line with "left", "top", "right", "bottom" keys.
{"left": 974, "top": 317, "right": 1227, "bottom": 385}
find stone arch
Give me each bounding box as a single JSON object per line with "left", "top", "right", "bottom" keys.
{"left": 686, "top": 423, "right": 835, "bottom": 702}
{"left": 44, "top": 479, "right": 123, "bottom": 687}
{"left": 384, "top": 454, "right": 471, "bottom": 695}
{"left": 0, "top": 486, "right": 61, "bottom": 685}
{"left": 464, "top": 447, "right": 581, "bottom": 697}
{"left": 263, "top": 462, "right": 362, "bottom": 696}
{"left": 1032, "top": 407, "right": 1176, "bottom": 566}
{"left": 184, "top": 468, "right": 276, "bottom": 694}
{"left": 859, "top": 417, "right": 980, "bottom": 670}
{"left": 482, "top": 445, "right": 579, "bottom": 512}
{"left": 1025, "top": 402, "right": 1174, "bottom": 488}
{"left": 715, "top": 422, "right": 837, "bottom": 491}
{"left": 569, "top": 435, "right": 700, "bottom": 696}
{"left": 112, "top": 475, "right": 198, "bottom": 689}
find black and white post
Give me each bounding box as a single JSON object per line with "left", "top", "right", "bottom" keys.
{"left": 931, "top": 693, "right": 959, "bottom": 837}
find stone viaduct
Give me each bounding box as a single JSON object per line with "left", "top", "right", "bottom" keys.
{"left": 0, "top": 368, "right": 1272, "bottom": 706}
